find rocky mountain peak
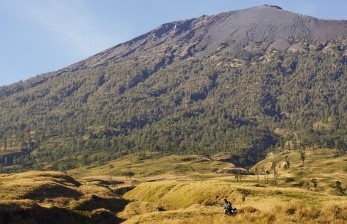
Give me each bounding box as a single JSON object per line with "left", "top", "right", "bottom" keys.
{"left": 64, "top": 5, "right": 346, "bottom": 72}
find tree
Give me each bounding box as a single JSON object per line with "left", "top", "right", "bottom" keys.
{"left": 123, "top": 171, "right": 135, "bottom": 180}
{"left": 3, "top": 157, "right": 9, "bottom": 166}
{"left": 254, "top": 167, "right": 260, "bottom": 182}
{"left": 9, "top": 136, "right": 13, "bottom": 151}
{"left": 284, "top": 155, "right": 291, "bottom": 169}
{"left": 311, "top": 178, "right": 318, "bottom": 191}
{"left": 4, "top": 137, "right": 7, "bottom": 152}
{"left": 271, "top": 160, "right": 279, "bottom": 184}
{"left": 300, "top": 150, "right": 306, "bottom": 167}
{"left": 235, "top": 169, "right": 243, "bottom": 182}
{"left": 263, "top": 169, "right": 270, "bottom": 184}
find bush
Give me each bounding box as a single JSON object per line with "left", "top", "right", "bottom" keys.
{"left": 284, "top": 177, "right": 295, "bottom": 183}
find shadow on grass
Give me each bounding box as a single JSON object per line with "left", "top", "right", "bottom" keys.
{"left": 0, "top": 200, "right": 127, "bottom": 224}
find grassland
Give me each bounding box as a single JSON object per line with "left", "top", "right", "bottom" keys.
{"left": 67, "top": 149, "right": 347, "bottom": 223}
{"left": 68, "top": 153, "right": 228, "bottom": 178}
{"left": 0, "top": 171, "right": 126, "bottom": 224}
{"left": 0, "top": 149, "right": 346, "bottom": 223}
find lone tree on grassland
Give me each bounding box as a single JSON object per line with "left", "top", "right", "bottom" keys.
{"left": 284, "top": 155, "right": 291, "bottom": 169}
{"left": 300, "top": 150, "right": 306, "bottom": 167}
{"left": 271, "top": 160, "right": 279, "bottom": 184}
{"left": 235, "top": 169, "right": 243, "bottom": 182}
{"left": 123, "top": 171, "right": 135, "bottom": 180}
{"left": 264, "top": 170, "right": 270, "bottom": 183}
{"left": 254, "top": 167, "right": 260, "bottom": 182}
{"left": 311, "top": 178, "right": 318, "bottom": 191}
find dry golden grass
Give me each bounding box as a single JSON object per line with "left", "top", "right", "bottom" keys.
{"left": 0, "top": 171, "right": 127, "bottom": 223}
{"left": 0, "top": 171, "right": 126, "bottom": 211}
{"left": 1, "top": 149, "right": 346, "bottom": 223}
{"left": 120, "top": 202, "right": 347, "bottom": 224}
{"left": 0, "top": 171, "right": 82, "bottom": 201}
{"left": 252, "top": 149, "right": 347, "bottom": 194}
{"left": 118, "top": 178, "right": 347, "bottom": 223}
{"left": 108, "top": 149, "right": 347, "bottom": 223}
{"left": 68, "top": 153, "right": 228, "bottom": 181}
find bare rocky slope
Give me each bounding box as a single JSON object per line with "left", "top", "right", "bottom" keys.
{"left": 63, "top": 5, "right": 346, "bottom": 71}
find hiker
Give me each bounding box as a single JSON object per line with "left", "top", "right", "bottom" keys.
{"left": 223, "top": 198, "right": 237, "bottom": 215}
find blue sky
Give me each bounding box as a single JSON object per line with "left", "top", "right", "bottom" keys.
{"left": 0, "top": 0, "right": 346, "bottom": 86}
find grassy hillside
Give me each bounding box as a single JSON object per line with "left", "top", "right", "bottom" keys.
{"left": 113, "top": 149, "right": 347, "bottom": 223}
{"left": 68, "top": 153, "right": 229, "bottom": 179}
{"left": 67, "top": 149, "right": 347, "bottom": 223}
{"left": 0, "top": 171, "right": 127, "bottom": 224}
{"left": 1, "top": 149, "right": 346, "bottom": 223}
{"left": 121, "top": 182, "right": 346, "bottom": 224}
{"left": 252, "top": 149, "right": 347, "bottom": 194}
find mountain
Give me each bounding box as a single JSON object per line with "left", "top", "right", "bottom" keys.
{"left": 58, "top": 5, "right": 347, "bottom": 72}
{"left": 0, "top": 5, "right": 346, "bottom": 171}
{"left": 67, "top": 5, "right": 347, "bottom": 70}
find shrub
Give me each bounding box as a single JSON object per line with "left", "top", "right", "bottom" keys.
{"left": 284, "top": 177, "right": 295, "bottom": 183}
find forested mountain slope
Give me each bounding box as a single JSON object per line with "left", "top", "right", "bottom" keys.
{"left": 0, "top": 5, "right": 346, "bottom": 171}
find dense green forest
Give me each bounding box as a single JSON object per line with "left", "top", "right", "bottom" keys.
{"left": 0, "top": 38, "right": 346, "bottom": 172}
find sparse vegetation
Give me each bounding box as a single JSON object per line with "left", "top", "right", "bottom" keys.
{"left": 0, "top": 149, "right": 346, "bottom": 223}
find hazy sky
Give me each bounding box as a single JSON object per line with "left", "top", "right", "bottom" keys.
{"left": 0, "top": 0, "right": 346, "bottom": 86}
